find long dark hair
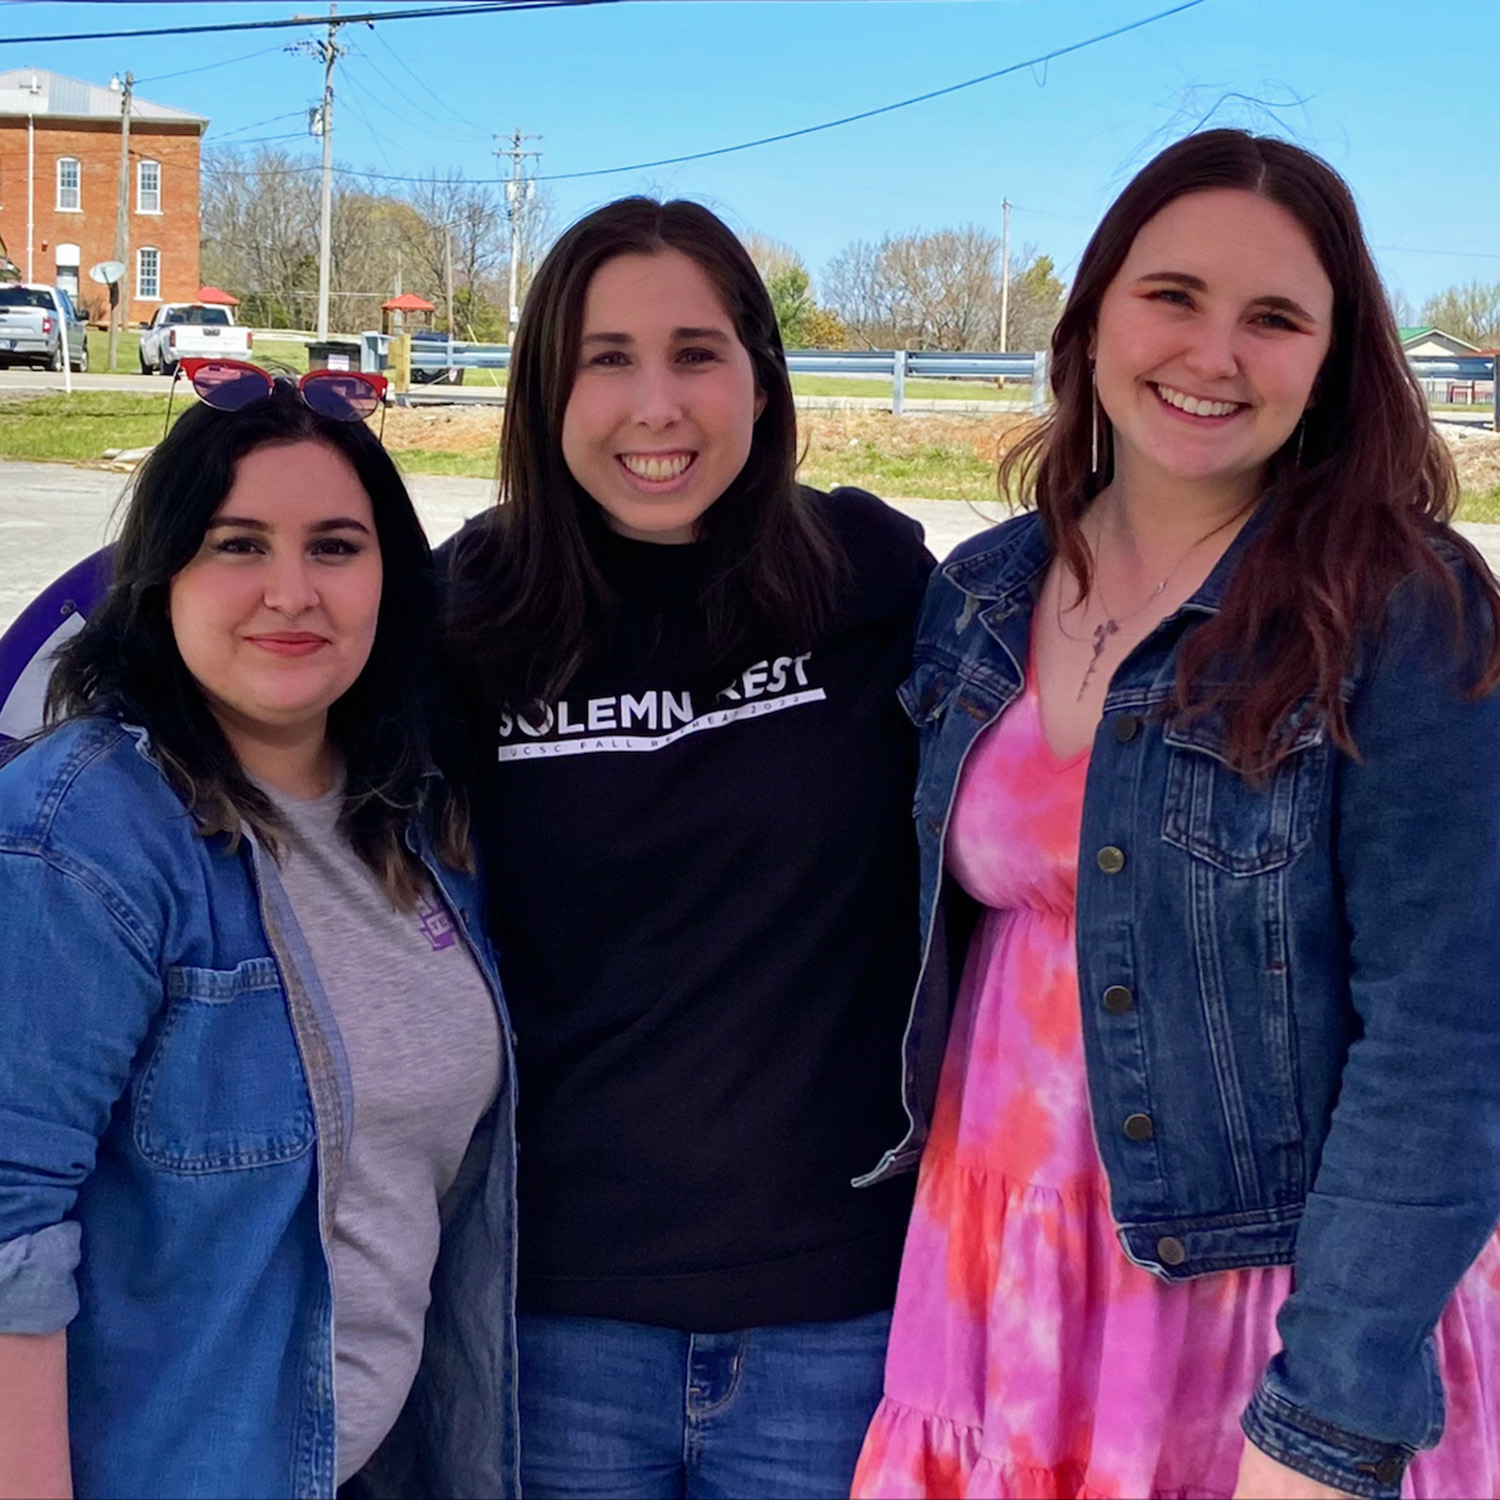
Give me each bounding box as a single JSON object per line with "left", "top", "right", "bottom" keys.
{"left": 48, "top": 383, "right": 470, "bottom": 906}
{"left": 1001, "top": 128, "right": 1500, "bottom": 771}
{"left": 447, "top": 196, "right": 842, "bottom": 707}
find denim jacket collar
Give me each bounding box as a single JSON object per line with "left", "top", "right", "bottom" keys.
{"left": 940, "top": 496, "right": 1275, "bottom": 622}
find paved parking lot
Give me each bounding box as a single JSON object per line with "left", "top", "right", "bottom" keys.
{"left": 3, "top": 456, "right": 1498, "bottom": 635}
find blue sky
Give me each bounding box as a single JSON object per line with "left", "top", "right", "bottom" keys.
{"left": 4, "top": 0, "right": 1498, "bottom": 312}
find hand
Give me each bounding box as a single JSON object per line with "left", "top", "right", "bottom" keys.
{"left": 1233, "top": 1439, "right": 1361, "bottom": 1499}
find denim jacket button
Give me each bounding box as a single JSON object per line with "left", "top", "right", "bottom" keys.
{"left": 1123, "top": 1112, "right": 1155, "bottom": 1142}
{"left": 1155, "top": 1235, "right": 1186, "bottom": 1267}
{"left": 1096, "top": 845, "right": 1126, "bottom": 875}
{"left": 1113, "top": 714, "right": 1140, "bottom": 742}
{"left": 1102, "top": 984, "right": 1135, "bottom": 1014}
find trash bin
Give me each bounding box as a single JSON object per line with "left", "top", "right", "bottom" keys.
{"left": 411, "top": 330, "right": 466, "bottom": 386}
{"left": 307, "top": 340, "right": 362, "bottom": 373}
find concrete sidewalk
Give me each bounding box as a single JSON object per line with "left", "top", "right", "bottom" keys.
{"left": 4, "top": 457, "right": 1499, "bottom": 635}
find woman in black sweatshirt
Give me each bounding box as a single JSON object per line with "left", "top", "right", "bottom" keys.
{"left": 446, "top": 197, "right": 932, "bottom": 1500}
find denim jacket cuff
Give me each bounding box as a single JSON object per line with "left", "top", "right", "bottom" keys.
{"left": 0, "top": 1222, "right": 82, "bottom": 1334}
{"left": 1241, "top": 1375, "right": 1415, "bottom": 1500}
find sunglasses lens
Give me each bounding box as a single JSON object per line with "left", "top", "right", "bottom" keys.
{"left": 302, "top": 373, "right": 380, "bottom": 421}
{"left": 191, "top": 363, "right": 273, "bottom": 411}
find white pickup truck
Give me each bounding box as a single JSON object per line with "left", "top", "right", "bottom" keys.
{"left": 139, "top": 303, "right": 252, "bottom": 375}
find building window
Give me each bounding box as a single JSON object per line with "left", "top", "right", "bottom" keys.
{"left": 57, "top": 157, "right": 80, "bottom": 212}
{"left": 137, "top": 159, "right": 161, "bottom": 214}
{"left": 137, "top": 247, "right": 160, "bottom": 300}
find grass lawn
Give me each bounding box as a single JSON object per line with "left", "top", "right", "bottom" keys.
{"left": 1460, "top": 485, "right": 1500, "bottom": 523}
{"left": 0, "top": 392, "right": 183, "bottom": 461}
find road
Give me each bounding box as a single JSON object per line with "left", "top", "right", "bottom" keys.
{"left": 4, "top": 456, "right": 1499, "bottom": 636}
{"left": 0, "top": 459, "right": 1000, "bottom": 633}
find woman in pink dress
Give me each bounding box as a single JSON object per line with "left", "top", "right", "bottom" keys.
{"left": 854, "top": 130, "right": 1500, "bottom": 1500}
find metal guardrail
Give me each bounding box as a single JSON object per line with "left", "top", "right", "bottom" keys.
{"left": 1407, "top": 356, "right": 1497, "bottom": 381}
{"left": 362, "top": 333, "right": 1497, "bottom": 430}
{"left": 363, "top": 331, "right": 1050, "bottom": 415}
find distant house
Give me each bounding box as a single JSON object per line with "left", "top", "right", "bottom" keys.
{"left": 1399, "top": 326, "right": 1482, "bottom": 358}
{"left": 0, "top": 68, "right": 207, "bottom": 323}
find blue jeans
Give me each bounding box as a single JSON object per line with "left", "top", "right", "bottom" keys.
{"left": 516, "top": 1309, "right": 892, "bottom": 1499}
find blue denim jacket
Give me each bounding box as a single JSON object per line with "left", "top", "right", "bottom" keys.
{"left": 867, "top": 509, "right": 1500, "bottom": 1499}
{"left": 0, "top": 717, "right": 520, "bottom": 1499}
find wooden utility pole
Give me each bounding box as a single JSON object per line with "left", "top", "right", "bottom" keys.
{"left": 496, "top": 129, "right": 541, "bottom": 344}
{"left": 291, "top": 8, "right": 346, "bottom": 339}
{"left": 444, "top": 224, "right": 455, "bottom": 337}
{"left": 999, "top": 198, "right": 1011, "bottom": 354}
{"left": 109, "top": 71, "right": 133, "bottom": 373}
{"left": 315, "top": 9, "right": 341, "bottom": 339}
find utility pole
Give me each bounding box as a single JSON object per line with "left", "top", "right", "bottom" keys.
{"left": 999, "top": 198, "right": 1011, "bottom": 354}
{"left": 444, "top": 224, "right": 455, "bottom": 337}
{"left": 291, "top": 7, "right": 346, "bottom": 340}
{"left": 496, "top": 129, "right": 541, "bottom": 344}
{"left": 109, "top": 71, "right": 133, "bottom": 373}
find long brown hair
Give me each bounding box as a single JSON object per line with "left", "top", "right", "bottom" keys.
{"left": 1001, "top": 128, "right": 1500, "bottom": 771}
{"left": 447, "top": 196, "right": 841, "bottom": 708}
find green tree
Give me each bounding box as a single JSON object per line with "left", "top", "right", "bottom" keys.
{"left": 800, "top": 304, "right": 851, "bottom": 349}
{"left": 765, "top": 263, "right": 815, "bottom": 347}
{"left": 1006, "top": 253, "right": 1066, "bottom": 353}
{"left": 742, "top": 231, "right": 846, "bottom": 349}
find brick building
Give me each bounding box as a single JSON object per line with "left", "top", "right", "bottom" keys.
{"left": 0, "top": 68, "right": 207, "bottom": 324}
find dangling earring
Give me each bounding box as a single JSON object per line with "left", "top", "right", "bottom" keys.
{"left": 1090, "top": 362, "right": 1100, "bottom": 475}
{"left": 1294, "top": 414, "right": 1307, "bottom": 468}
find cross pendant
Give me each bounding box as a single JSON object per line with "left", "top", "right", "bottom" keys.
{"left": 1076, "top": 618, "right": 1119, "bottom": 701}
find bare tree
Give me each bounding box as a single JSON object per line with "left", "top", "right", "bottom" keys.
{"left": 1385, "top": 283, "right": 1416, "bottom": 329}
{"left": 1420, "top": 281, "right": 1500, "bottom": 348}
{"left": 402, "top": 169, "right": 505, "bottom": 331}
{"left": 202, "top": 146, "right": 321, "bottom": 327}
{"left": 823, "top": 227, "right": 1064, "bottom": 352}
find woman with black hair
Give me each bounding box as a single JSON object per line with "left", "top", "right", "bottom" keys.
{"left": 446, "top": 198, "right": 931, "bottom": 1499}
{"left": 0, "top": 375, "right": 517, "bottom": 1499}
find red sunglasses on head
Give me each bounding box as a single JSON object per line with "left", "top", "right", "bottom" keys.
{"left": 166, "top": 357, "right": 389, "bottom": 436}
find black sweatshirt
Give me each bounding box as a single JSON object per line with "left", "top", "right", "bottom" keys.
{"left": 471, "top": 487, "right": 932, "bottom": 1331}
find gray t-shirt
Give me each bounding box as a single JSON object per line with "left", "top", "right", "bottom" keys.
{"left": 262, "top": 781, "right": 501, "bottom": 1483}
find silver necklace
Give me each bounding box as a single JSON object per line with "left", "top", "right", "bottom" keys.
{"left": 1056, "top": 510, "right": 1243, "bottom": 702}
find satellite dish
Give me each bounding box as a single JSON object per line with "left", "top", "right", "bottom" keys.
{"left": 89, "top": 260, "right": 126, "bottom": 285}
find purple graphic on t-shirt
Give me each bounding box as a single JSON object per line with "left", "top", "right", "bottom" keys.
{"left": 416, "top": 896, "right": 457, "bottom": 952}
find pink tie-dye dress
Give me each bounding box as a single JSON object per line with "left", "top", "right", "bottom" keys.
{"left": 854, "top": 663, "right": 1500, "bottom": 1500}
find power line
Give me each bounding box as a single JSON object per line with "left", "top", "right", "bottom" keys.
{"left": 213, "top": 111, "right": 310, "bottom": 140}
{"left": 369, "top": 24, "right": 495, "bottom": 138}
{"left": 203, "top": 0, "right": 1211, "bottom": 188}
{"left": 344, "top": 47, "right": 493, "bottom": 145}
{"left": 537, "top": 0, "right": 1210, "bottom": 183}
{"left": 0, "top": 0, "right": 617, "bottom": 47}
{"left": 135, "top": 44, "right": 290, "bottom": 85}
